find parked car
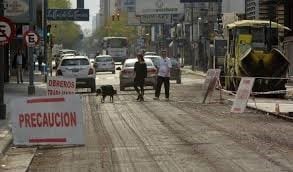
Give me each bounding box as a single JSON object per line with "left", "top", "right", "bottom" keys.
{"left": 170, "top": 58, "right": 182, "bottom": 84}
{"left": 119, "top": 58, "right": 157, "bottom": 91}
{"left": 54, "top": 53, "right": 76, "bottom": 69}
{"left": 147, "top": 56, "right": 182, "bottom": 84}
{"left": 56, "top": 56, "right": 96, "bottom": 93}
{"left": 144, "top": 55, "right": 161, "bottom": 68}
{"left": 94, "top": 55, "right": 115, "bottom": 74}
{"left": 144, "top": 51, "right": 157, "bottom": 56}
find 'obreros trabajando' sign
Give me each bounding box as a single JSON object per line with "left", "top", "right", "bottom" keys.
{"left": 10, "top": 95, "right": 84, "bottom": 145}
{"left": 136, "top": 0, "right": 184, "bottom": 15}
{"left": 47, "top": 77, "right": 76, "bottom": 96}
{"left": 0, "top": 16, "right": 15, "bottom": 46}
{"left": 24, "top": 30, "right": 40, "bottom": 47}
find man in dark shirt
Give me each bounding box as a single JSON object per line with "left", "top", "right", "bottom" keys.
{"left": 134, "top": 54, "right": 147, "bottom": 101}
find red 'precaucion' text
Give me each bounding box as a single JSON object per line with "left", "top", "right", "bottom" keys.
{"left": 19, "top": 112, "right": 77, "bottom": 128}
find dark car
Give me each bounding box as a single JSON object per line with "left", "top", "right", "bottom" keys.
{"left": 170, "top": 58, "right": 182, "bottom": 84}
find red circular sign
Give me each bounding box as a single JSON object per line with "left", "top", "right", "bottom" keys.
{"left": 0, "top": 16, "right": 16, "bottom": 46}
{"left": 23, "top": 30, "right": 40, "bottom": 47}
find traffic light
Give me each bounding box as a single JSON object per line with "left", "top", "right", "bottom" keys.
{"left": 46, "top": 24, "right": 51, "bottom": 43}
{"left": 117, "top": 13, "right": 120, "bottom": 21}
{"left": 112, "top": 13, "right": 120, "bottom": 21}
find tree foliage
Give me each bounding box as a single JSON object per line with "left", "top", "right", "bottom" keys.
{"left": 94, "top": 12, "right": 138, "bottom": 44}
{"left": 48, "top": 0, "right": 82, "bottom": 48}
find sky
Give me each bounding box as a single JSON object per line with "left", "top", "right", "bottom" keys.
{"left": 70, "top": 0, "right": 100, "bottom": 36}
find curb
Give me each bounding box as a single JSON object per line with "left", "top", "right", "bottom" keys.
{"left": 0, "top": 131, "right": 12, "bottom": 157}
{"left": 226, "top": 98, "right": 293, "bottom": 121}
{"left": 181, "top": 68, "right": 207, "bottom": 77}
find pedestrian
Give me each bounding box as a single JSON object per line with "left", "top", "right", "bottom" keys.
{"left": 12, "top": 49, "right": 27, "bottom": 84}
{"left": 153, "top": 50, "right": 172, "bottom": 101}
{"left": 33, "top": 52, "right": 37, "bottom": 70}
{"left": 134, "top": 54, "right": 147, "bottom": 101}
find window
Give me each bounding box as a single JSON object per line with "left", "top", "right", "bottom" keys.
{"left": 61, "top": 59, "right": 89, "bottom": 66}
{"left": 107, "top": 38, "right": 128, "bottom": 48}
{"left": 96, "top": 57, "right": 112, "bottom": 62}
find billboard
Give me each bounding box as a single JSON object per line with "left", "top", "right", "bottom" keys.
{"left": 136, "top": 0, "right": 184, "bottom": 15}
{"left": 4, "top": 0, "right": 31, "bottom": 23}
{"left": 141, "top": 14, "right": 172, "bottom": 24}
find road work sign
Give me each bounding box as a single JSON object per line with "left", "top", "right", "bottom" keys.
{"left": 47, "top": 77, "right": 76, "bottom": 96}
{"left": 202, "top": 69, "right": 221, "bottom": 103}
{"left": 10, "top": 95, "right": 84, "bottom": 145}
{"left": 231, "top": 77, "right": 255, "bottom": 113}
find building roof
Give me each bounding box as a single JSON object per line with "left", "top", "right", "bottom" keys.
{"left": 227, "top": 20, "right": 291, "bottom": 30}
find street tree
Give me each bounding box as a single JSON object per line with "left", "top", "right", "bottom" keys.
{"left": 48, "top": 0, "right": 82, "bottom": 48}
{"left": 94, "top": 12, "right": 138, "bottom": 44}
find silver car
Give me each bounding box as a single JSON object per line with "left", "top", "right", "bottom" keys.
{"left": 119, "top": 58, "right": 157, "bottom": 91}
{"left": 56, "top": 56, "right": 96, "bottom": 93}
{"left": 94, "top": 55, "right": 115, "bottom": 74}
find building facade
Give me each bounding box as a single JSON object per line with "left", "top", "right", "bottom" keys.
{"left": 100, "top": 0, "right": 116, "bottom": 27}
{"left": 222, "top": 0, "right": 245, "bottom": 13}
{"left": 245, "top": 0, "right": 284, "bottom": 23}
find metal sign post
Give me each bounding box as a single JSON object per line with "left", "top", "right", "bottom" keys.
{"left": 0, "top": 0, "right": 5, "bottom": 119}
{"left": 0, "top": 5, "right": 15, "bottom": 120}
{"left": 28, "top": 0, "right": 35, "bottom": 95}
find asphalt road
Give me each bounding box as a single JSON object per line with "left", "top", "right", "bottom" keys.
{"left": 26, "top": 70, "right": 293, "bottom": 172}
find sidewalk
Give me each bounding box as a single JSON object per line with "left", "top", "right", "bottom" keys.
{"left": 0, "top": 71, "right": 47, "bottom": 157}
{"left": 181, "top": 66, "right": 207, "bottom": 77}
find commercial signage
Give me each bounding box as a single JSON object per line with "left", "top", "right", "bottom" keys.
{"left": 4, "top": 0, "right": 29, "bottom": 16}
{"left": 202, "top": 69, "right": 221, "bottom": 103}
{"left": 10, "top": 95, "right": 84, "bottom": 145}
{"left": 47, "top": 77, "right": 76, "bottom": 96}
{"left": 141, "top": 14, "right": 172, "bottom": 24}
{"left": 0, "top": 16, "right": 16, "bottom": 46}
{"left": 136, "top": 0, "right": 184, "bottom": 15}
{"left": 4, "top": 0, "right": 31, "bottom": 23}
{"left": 127, "top": 12, "right": 141, "bottom": 26}
{"left": 231, "top": 77, "right": 255, "bottom": 113}
{"left": 47, "top": 9, "right": 90, "bottom": 21}
{"left": 24, "top": 30, "right": 40, "bottom": 47}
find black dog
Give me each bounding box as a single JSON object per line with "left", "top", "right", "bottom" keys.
{"left": 96, "top": 85, "right": 117, "bottom": 103}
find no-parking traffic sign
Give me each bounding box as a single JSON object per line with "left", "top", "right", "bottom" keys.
{"left": 24, "top": 30, "right": 40, "bottom": 47}
{"left": 0, "top": 16, "right": 15, "bottom": 46}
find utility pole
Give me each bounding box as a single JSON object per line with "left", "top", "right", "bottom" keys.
{"left": 191, "top": 3, "right": 195, "bottom": 71}
{"left": 28, "top": 0, "right": 35, "bottom": 95}
{"left": 0, "top": 0, "right": 6, "bottom": 119}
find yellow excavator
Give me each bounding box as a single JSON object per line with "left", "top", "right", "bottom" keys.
{"left": 224, "top": 20, "right": 291, "bottom": 95}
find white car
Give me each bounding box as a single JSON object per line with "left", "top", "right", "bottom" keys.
{"left": 94, "top": 55, "right": 115, "bottom": 74}
{"left": 56, "top": 56, "right": 96, "bottom": 93}
{"left": 144, "top": 51, "right": 157, "bottom": 56}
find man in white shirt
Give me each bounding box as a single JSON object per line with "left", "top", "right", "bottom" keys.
{"left": 154, "top": 50, "right": 172, "bottom": 100}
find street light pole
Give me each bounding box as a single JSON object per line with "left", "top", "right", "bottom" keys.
{"left": 0, "top": 0, "right": 6, "bottom": 119}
